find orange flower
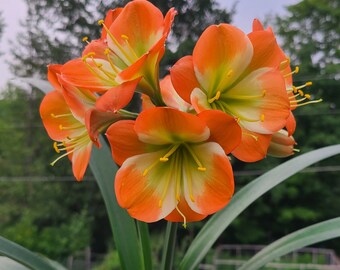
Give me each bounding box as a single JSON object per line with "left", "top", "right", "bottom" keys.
{"left": 61, "top": 0, "right": 176, "bottom": 105}
{"left": 170, "top": 22, "right": 292, "bottom": 162}
{"left": 40, "top": 66, "right": 98, "bottom": 180}
{"left": 106, "top": 107, "right": 241, "bottom": 226}
{"left": 267, "top": 129, "right": 297, "bottom": 158}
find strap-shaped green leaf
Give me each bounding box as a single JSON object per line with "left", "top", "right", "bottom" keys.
{"left": 90, "top": 137, "right": 144, "bottom": 270}
{"left": 180, "top": 144, "right": 340, "bottom": 270}
{"left": 238, "top": 217, "right": 340, "bottom": 270}
{"left": 0, "top": 236, "right": 67, "bottom": 270}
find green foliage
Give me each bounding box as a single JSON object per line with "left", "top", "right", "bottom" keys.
{"left": 92, "top": 249, "right": 120, "bottom": 270}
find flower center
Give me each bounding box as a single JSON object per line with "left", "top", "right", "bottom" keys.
{"left": 50, "top": 113, "right": 90, "bottom": 166}
{"left": 143, "top": 143, "right": 207, "bottom": 228}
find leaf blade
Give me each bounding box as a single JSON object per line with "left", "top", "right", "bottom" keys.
{"left": 0, "top": 236, "right": 67, "bottom": 270}
{"left": 89, "top": 137, "right": 144, "bottom": 270}
{"left": 238, "top": 217, "right": 340, "bottom": 270}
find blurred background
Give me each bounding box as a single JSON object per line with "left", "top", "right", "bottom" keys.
{"left": 0, "top": 0, "right": 339, "bottom": 269}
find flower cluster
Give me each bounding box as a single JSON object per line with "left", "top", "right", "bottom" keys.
{"left": 40, "top": 0, "right": 320, "bottom": 226}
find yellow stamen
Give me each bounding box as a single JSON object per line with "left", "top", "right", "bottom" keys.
{"left": 295, "top": 99, "right": 323, "bottom": 107}
{"left": 279, "top": 58, "right": 290, "bottom": 70}
{"left": 158, "top": 172, "right": 172, "bottom": 208}
{"left": 50, "top": 113, "right": 72, "bottom": 118}
{"left": 186, "top": 169, "right": 195, "bottom": 203}
{"left": 175, "top": 205, "right": 187, "bottom": 229}
{"left": 183, "top": 144, "right": 206, "bottom": 172}
{"left": 59, "top": 123, "right": 83, "bottom": 130}
{"left": 298, "top": 90, "right": 304, "bottom": 96}
{"left": 284, "top": 66, "right": 299, "bottom": 78}
{"left": 82, "top": 53, "right": 114, "bottom": 82}
{"left": 98, "top": 21, "right": 134, "bottom": 63}
{"left": 242, "top": 132, "right": 258, "bottom": 141}
{"left": 142, "top": 159, "right": 159, "bottom": 176}
{"left": 208, "top": 91, "right": 221, "bottom": 104}
{"left": 160, "top": 144, "right": 180, "bottom": 162}
{"left": 121, "top": 34, "right": 139, "bottom": 59}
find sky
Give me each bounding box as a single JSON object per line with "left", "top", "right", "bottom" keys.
{"left": 0, "top": 0, "right": 300, "bottom": 90}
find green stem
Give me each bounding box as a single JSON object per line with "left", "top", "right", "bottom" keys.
{"left": 118, "top": 109, "right": 139, "bottom": 118}
{"left": 161, "top": 222, "right": 178, "bottom": 270}
{"left": 136, "top": 221, "right": 153, "bottom": 270}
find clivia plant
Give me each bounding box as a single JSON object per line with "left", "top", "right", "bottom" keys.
{"left": 1, "top": 1, "right": 340, "bottom": 270}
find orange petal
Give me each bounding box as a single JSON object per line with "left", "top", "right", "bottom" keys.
{"left": 170, "top": 56, "right": 200, "bottom": 103}
{"left": 106, "top": 120, "right": 148, "bottom": 166}
{"left": 61, "top": 58, "right": 114, "bottom": 92}
{"left": 115, "top": 151, "right": 177, "bottom": 222}
{"left": 190, "top": 87, "right": 212, "bottom": 113}
{"left": 135, "top": 107, "right": 210, "bottom": 145}
{"left": 286, "top": 111, "right": 296, "bottom": 136}
{"left": 183, "top": 142, "right": 234, "bottom": 215}
{"left": 232, "top": 128, "right": 272, "bottom": 162}
{"left": 82, "top": 40, "right": 109, "bottom": 60}
{"left": 39, "top": 90, "right": 78, "bottom": 141}
{"left": 108, "top": 0, "right": 165, "bottom": 57}
{"left": 59, "top": 77, "right": 96, "bottom": 122}
{"left": 85, "top": 108, "right": 123, "bottom": 145}
{"left": 141, "top": 94, "right": 156, "bottom": 111}
{"left": 226, "top": 68, "right": 290, "bottom": 134}
{"left": 247, "top": 25, "right": 287, "bottom": 71}
{"left": 47, "top": 64, "right": 62, "bottom": 93}
{"left": 160, "top": 75, "right": 192, "bottom": 112}
{"left": 101, "top": 8, "right": 123, "bottom": 39}
{"left": 198, "top": 110, "right": 242, "bottom": 154}
{"left": 71, "top": 141, "right": 93, "bottom": 181}
{"left": 268, "top": 130, "right": 296, "bottom": 158}
{"left": 193, "top": 24, "right": 253, "bottom": 93}
{"left": 95, "top": 78, "right": 141, "bottom": 112}
{"left": 165, "top": 198, "right": 207, "bottom": 223}
{"left": 252, "top": 18, "right": 264, "bottom": 31}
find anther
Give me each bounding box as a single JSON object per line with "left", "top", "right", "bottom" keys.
{"left": 304, "top": 94, "right": 311, "bottom": 99}
{"left": 208, "top": 91, "right": 221, "bottom": 104}
{"left": 53, "top": 142, "right": 60, "bottom": 153}
{"left": 260, "top": 114, "right": 265, "bottom": 122}
{"left": 306, "top": 81, "right": 312, "bottom": 86}
{"left": 292, "top": 86, "right": 298, "bottom": 93}
{"left": 98, "top": 19, "right": 104, "bottom": 25}
{"left": 198, "top": 167, "right": 206, "bottom": 171}
{"left": 298, "top": 90, "right": 304, "bottom": 96}
{"left": 121, "top": 34, "right": 129, "bottom": 40}
{"left": 82, "top": 36, "right": 90, "bottom": 44}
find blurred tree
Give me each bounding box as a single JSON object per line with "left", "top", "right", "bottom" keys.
{"left": 0, "top": 12, "right": 4, "bottom": 56}
{"left": 0, "top": 86, "right": 110, "bottom": 259}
